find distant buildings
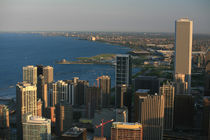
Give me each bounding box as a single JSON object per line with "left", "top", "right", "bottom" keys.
{"left": 160, "top": 81, "right": 175, "bottom": 130}
{"left": 134, "top": 92, "right": 164, "bottom": 140}
{"left": 97, "top": 75, "right": 111, "bottom": 107}
{"left": 22, "top": 114, "right": 51, "bottom": 140}
{"left": 134, "top": 76, "right": 160, "bottom": 94}
{"left": 175, "top": 18, "right": 193, "bottom": 93}
{"left": 23, "top": 65, "right": 37, "bottom": 84}
{"left": 16, "top": 82, "right": 38, "bottom": 138}
{"left": 111, "top": 122, "right": 143, "bottom": 140}
{"left": 60, "top": 127, "right": 87, "bottom": 140}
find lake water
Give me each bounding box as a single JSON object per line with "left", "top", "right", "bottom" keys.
{"left": 0, "top": 33, "right": 139, "bottom": 98}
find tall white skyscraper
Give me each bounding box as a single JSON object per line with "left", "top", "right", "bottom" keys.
{"left": 23, "top": 65, "right": 37, "bottom": 84}
{"left": 175, "top": 18, "right": 193, "bottom": 93}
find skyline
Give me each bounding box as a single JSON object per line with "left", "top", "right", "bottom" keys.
{"left": 0, "top": 0, "right": 210, "bottom": 34}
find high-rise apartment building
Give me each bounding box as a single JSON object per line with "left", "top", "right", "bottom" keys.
{"left": 115, "top": 54, "right": 132, "bottom": 86}
{"left": 48, "top": 82, "right": 59, "bottom": 107}
{"left": 97, "top": 75, "right": 111, "bottom": 107}
{"left": 175, "top": 18, "right": 193, "bottom": 93}
{"left": 0, "top": 105, "right": 10, "bottom": 139}
{"left": 22, "top": 114, "right": 51, "bottom": 140}
{"left": 37, "top": 98, "right": 42, "bottom": 117}
{"left": 23, "top": 65, "right": 37, "bottom": 84}
{"left": 160, "top": 81, "right": 175, "bottom": 130}
{"left": 135, "top": 93, "right": 164, "bottom": 140}
{"left": 57, "top": 80, "right": 69, "bottom": 103}
{"left": 43, "top": 66, "right": 54, "bottom": 84}
{"left": 56, "top": 102, "right": 73, "bottom": 136}
{"left": 16, "top": 82, "right": 37, "bottom": 138}
{"left": 111, "top": 122, "right": 143, "bottom": 140}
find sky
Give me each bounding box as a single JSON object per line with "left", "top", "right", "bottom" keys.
{"left": 0, "top": 0, "right": 210, "bottom": 34}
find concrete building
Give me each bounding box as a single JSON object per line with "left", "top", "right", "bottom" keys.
{"left": 135, "top": 93, "right": 164, "bottom": 140}
{"left": 23, "top": 65, "right": 37, "bottom": 84}
{"left": 160, "top": 81, "right": 175, "bottom": 130}
{"left": 174, "top": 94, "right": 194, "bottom": 129}
{"left": 16, "top": 82, "right": 38, "bottom": 139}
{"left": 175, "top": 73, "right": 188, "bottom": 94}
{"left": 48, "top": 82, "right": 59, "bottom": 107}
{"left": 43, "top": 66, "right": 54, "bottom": 84}
{"left": 60, "top": 127, "right": 87, "bottom": 140}
{"left": 175, "top": 18, "right": 193, "bottom": 93}
{"left": 56, "top": 102, "right": 73, "bottom": 136}
{"left": 111, "top": 122, "right": 143, "bottom": 140}
{"left": 97, "top": 75, "right": 111, "bottom": 107}
{"left": 0, "top": 104, "right": 10, "bottom": 139}
{"left": 57, "top": 80, "right": 69, "bottom": 103}
{"left": 22, "top": 114, "right": 51, "bottom": 140}
{"left": 134, "top": 76, "right": 160, "bottom": 94}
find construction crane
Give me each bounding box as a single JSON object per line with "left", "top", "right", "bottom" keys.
{"left": 95, "top": 119, "right": 114, "bottom": 137}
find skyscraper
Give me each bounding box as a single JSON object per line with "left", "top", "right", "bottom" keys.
{"left": 116, "top": 84, "right": 127, "bottom": 108}
{"left": 16, "top": 82, "right": 37, "bottom": 138}
{"left": 56, "top": 102, "right": 73, "bottom": 136}
{"left": 97, "top": 75, "right": 111, "bottom": 107}
{"left": 175, "top": 18, "right": 193, "bottom": 93}
{"left": 135, "top": 93, "right": 164, "bottom": 140}
{"left": 175, "top": 73, "right": 188, "bottom": 94}
{"left": 23, "top": 65, "right": 37, "bottom": 84}
{"left": 160, "top": 81, "right": 175, "bottom": 130}
{"left": 111, "top": 122, "right": 143, "bottom": 140}
{"left": 115, "top": 54, "right": 132, "bottom": 86}
{"left": 22, "top": 114, "right": 51, "bottom": 140}
{"left": 43, "top": 66, "right": 54, "bottom": 84}
{"left": 48, "top": 82, "right": 59, "bottom": 107}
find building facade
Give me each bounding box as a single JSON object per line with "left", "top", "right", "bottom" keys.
{"left": 0, "top": 105, "right": 10, "bottom": 139}
{"left": 135, "top": 93, "right": 164, "bottom": 140}
{"left": 43, "top": 66, "right": 54, "bottom": 84}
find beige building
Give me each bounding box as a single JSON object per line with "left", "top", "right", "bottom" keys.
{"left": 160, "top": 82, "right": 175, "bottom": 130}
{"left": 135, "top": 93, "right": 164, "bottom": 140}
{"left": 22, "top": 114, "right": 51, "bottom": 140}
{"left": 0, "top": 105, "right": 10, "bottom": 139}
{"left": 111, "top": 122, "right": 143, "bottom": 140}
{"left": 175, "top": 18, "right": 193, "bottom": 93}
{"left": 43, "top": 66, "right": 53, "bottom": 83}
{"left": 23, "top": 65, "right": 37, "bottom": 84}
{"left": 16, "top": 82, "right": 37, "bottom": 138}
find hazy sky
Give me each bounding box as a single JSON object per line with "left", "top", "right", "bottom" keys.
{"left": 0, "top": 0, "right": 210, "bottom": 34}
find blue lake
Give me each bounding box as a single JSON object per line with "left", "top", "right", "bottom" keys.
{"left": 0, "top": 33, "right": 139, "bottom": 98}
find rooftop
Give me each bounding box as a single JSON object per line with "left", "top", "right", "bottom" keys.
{"left": 112, "top": 122, "right": 142, "bottom": 129}
{"left": 62, "top": 127, "right": 86, "bottom": 137}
